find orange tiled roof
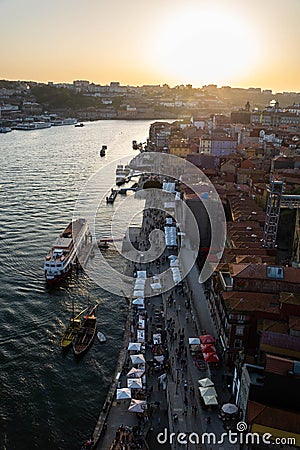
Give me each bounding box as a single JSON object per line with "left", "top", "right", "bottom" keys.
{"left": 247, "top": 401, "right": 300, "bottom": 434}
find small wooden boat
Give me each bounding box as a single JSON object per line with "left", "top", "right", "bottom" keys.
{"left": 97, "top": 237, "right": 123, "bottom": 249}
{"left": 106, "top": 188, "right": 118, "bottom": 204}
{"left": 75, "top": 123, "right": 84, "bottom": 127}
{"left": 98, "top": 239, "right": 110, "bottom": 249}
{"left": 73, "top": 304, "right": 98, "bottom": 356}
{"left": 97, "top": 331, "right": 106, "bottom": 343}
{"left": 100, "top": 145, "right": 106, "bottom": 157}
{"left": 61, "top": 306, "right": 89, "bottom": 349}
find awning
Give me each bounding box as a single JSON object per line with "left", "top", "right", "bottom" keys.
{"left": 126, "top": 368, "right": 144, "bottom": 378}
{"left": 200, "top": 334, "right": 216, "bottom": 344}
{"left": 153, "top": 333, "right": 161, "bottom": 344}
{"left": 128, "top": 342, "right": 141, "bottom": 351}
{"left": 128, "top": 399, "right": 147, "bottom": 413}
{"left": 133, "top": 290, "right": 145, "bottom": 298}
{"left": 199, "top": 386, "right": 217, "bottom": 398}
{"left": 130, "top": 354, "right": 146, "bottom": 365}
{"left": 132, "top": 297, "right": 144, "bottom": 306}
{"left": 198, "top": 377, "right": 214, "bottom": 388}
{"left": 127, "top": 378, "right": 143, "bottom": 389}
{"left": 116, "top": 388, "right": 132, "bottom": 400}
{"left": 137, "top": 271, "right": 147, "bottom": 278}
{"left": 203, "top": 352, "right": 219, "bottom": 363}
{"left": 137, "top": 329, "right": 145, "bottom": 343}
{"left": 201, "top": 343, "right": 217, "bottom": 353}
{"left": 151, "top": 282, "right": 162, "bottom": 290}
{"left": 138, "top": 318, "right": 145, "bottom": 329}
{"left": 134, "top": 279, "right": 146, "bottom": 289}
{"left": 202, "top": 395, "right": 218, "bottom": 406}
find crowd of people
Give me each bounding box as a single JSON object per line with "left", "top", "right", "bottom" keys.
{"left": 109, "top": 425, "right": 144, "bottom": 450}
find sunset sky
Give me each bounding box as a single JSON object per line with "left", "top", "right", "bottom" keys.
{"left": 1, "top": 0, "right": 299, "bottom": 92}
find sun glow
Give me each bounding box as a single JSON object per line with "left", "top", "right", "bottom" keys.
{"left": 149, "top": 6, "right": 260, "bottom": 86}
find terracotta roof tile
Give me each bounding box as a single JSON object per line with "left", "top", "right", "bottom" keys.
{"left": 247, "top": 400, "right": 300, "bottom": 434}
{"left": 265, "top": 354, "right": 294, "bottom": 375}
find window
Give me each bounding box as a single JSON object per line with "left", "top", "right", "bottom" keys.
{"left": 267, "top": 266, "right": 284, "bottom": 279}
{"left": 236, "top": 326, "right": 244, "bottom": 336}
{"left": 234, "top": 339, "right": 243, "bottom": 349}
{"left": 237, "top": 314, "right": 245, "bottom": 323}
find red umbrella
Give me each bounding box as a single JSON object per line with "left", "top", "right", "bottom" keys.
{"left": 201, "top": 344, "right": 216, "bottom": 353}
{"left": 200, "top": 334, "right": 215, "bottom": 345}
{"left": 203, "top": 352, "right": 219, "bottom": 363}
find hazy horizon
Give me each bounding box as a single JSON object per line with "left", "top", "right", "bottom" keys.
{"left": 3, "top": 76, "right": 300, "bottom": 95}
{"left": 1, "top": 0, "right": 300, "bottom": 93}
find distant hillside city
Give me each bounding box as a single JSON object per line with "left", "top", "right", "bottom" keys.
{"left": 0, "top": 79, "right": 300, "bottom": 124}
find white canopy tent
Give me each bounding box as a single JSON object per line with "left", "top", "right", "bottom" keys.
{"left": 130, "top": 354, "right": 146, "bottom": 365}
{"left": 126, "top": 367, "right": 144, "bottom": 378}
{"left": 164, "top": 202, "right": 175, "bottom": 210}
{"left": 150, "top": 282, "right": 162, "bottom": 291}
{"left": 137, "top": 271, "right": 147, "bottom": 278}
{"left": 198, "top": 377, "right": 214, "bottom": 387}
{"left": 189, "top": 338, "right": 201, "bottom": 345}
{"left": 133, "top": 290, "right": 145, "bottom": 298}
{"left": 153, "top": 334, "right": 161, "bottom": 344}
{"left": 202, "top": 395, "right": 218, "bottom": 406}
{"left": 127, "top": 378, "right": 143, "bottom": 389}
{"left": 171, "top": 267, "right": 182, "bottom": 283}
{"left": 199, "top": 386, "right": 217, "bottom": 398}
{"left": 162, "top": 182, "right": 176, "bottom": 193}
{"left": 164, "top": 226, "right": 177, "bottom": 247}
{"left": 134, "top": 279, "right": 146, "bottom": 288}
{"left": 128, "top": 399, "right": 147, "bottom": 413}
{"left": 116, "top": 388, "right": 132, "bottom": 400}
{"left": 132, "top": 297, "right": 144, "bottom": 306}
{"left": 137, "top": 330, "right": 145, "bottom": 343}
{"left": 128, "top": 342, "right": 141, "bottom": 351}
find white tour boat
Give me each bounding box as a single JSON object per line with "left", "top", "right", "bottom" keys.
{"left": 44, "top": 218, "right": 90, "bottom": 285}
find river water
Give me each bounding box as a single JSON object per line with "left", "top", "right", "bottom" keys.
{"left": 0, "top": 120, "right": 156, "bottom": 450}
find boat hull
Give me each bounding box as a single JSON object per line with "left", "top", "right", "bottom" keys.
{"left": 45, "top": 265, "right": 72, "bottom": 285}
{"left": 73, "top": 328, "right": 96, "bottom": 356}
{"left": 44, "top": 218, "right": 89, "bottom": 285}
{"left": 73, "top": 305, "right": 98, "bottom": 357}
{"left": 97, "top": 332, "right": 106, "bottom": 343}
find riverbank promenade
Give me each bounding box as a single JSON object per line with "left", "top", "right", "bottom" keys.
{"left": 92, "top": 192, "right": 239, "bottom": 450}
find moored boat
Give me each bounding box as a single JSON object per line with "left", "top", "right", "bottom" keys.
{"left": 97, "top": 331, "right": 106, "bottom": 343}
{"left": 100, "top": 145, "right": 106, "bottom": 157}
{"left": 73, "top": 304, "right": 98, "bottom": 356}
{"left": 0, "top": 126, "right": 12, "bottom": 133}
{"left": 15, "top": 121, "right": 51, "bottom": 130}
{"left": 106, "top": 188, "right": 118, "bottom": 204}
{"left": 44, "top": 218, "right": 90, "bottom": 285}
{"left": 61, "top": 306, "right": 89, "bottom": 349}
{"left": 97, "top": 239, "right": 110, "bottom": 249}
{"left": 116, "top": 164, "right": 126, "bottom": 185}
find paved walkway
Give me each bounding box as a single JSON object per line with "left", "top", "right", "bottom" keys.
{"left": 93, "top": 191, "right": 239, "bottom": 450}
